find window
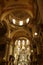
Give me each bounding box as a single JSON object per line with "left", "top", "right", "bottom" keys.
{"left": 9, "top": 37, "right": 31, "bottom": 65}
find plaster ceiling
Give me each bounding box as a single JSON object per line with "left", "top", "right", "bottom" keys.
{"left": 0, "top": 0, "right": 43, "bottom": 64}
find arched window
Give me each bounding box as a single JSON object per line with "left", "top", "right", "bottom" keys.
{"left": 9, "top": 37, "right": 32, "bottom": 65}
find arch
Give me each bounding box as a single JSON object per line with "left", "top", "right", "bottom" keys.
{"left": 11, "top": 28, "right": 32, "bottom": 42}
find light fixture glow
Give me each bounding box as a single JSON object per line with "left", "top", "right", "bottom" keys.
{"left": 34, "top": 32, "right": 38, "bottom": 35}
{"left": 26, "top": 18, "right": 30, "bottom": 23}
{"left": 27, "top": 47, "right": 30, "bottom": 51}
{"left": 15, "top": 40, "right": 18, "bottom": 45}
{"left": 18, "top": 47, "right": 20, "bottom": 52}
{"left": 15, "top": 53, "right": 17, "bottom": 58}
{"left": 22, "top": 46, "right": 25, "bottom": 49}
{"left": 19, "top": 21, "right": 23, "bottom": 26}
{"left": 22, "top": 40, "right": 25, "bottom": 45}
{"left": 26, "top": 40, "right": 30, "bottom": 45}
{"left": 12, "top": 19, "right": 16, "bottom": 24}
{"left": 18, "top": 40, "right": 21, "bottom": 46}
{"left": 31, "top": 50, "right": 33, "bottom": 53}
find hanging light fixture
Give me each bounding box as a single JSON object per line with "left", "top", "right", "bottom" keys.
{"left": 34, "top": 32, "right": 38, "bottom": 36}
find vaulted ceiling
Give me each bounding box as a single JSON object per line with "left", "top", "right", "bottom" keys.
{"left": 0, "top": 0, "right": 43, "bottom": 65}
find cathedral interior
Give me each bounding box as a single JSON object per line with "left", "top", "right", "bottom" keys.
{"left": 0, "top": 0, "right": 43, "bottom": 65}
